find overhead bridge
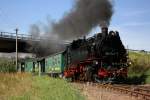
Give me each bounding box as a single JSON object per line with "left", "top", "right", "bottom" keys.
{"left": 0, "top": 31, "right": 70, "bottom": 53}
{"left": 0, "top": 32, "right": 40, "bottom": 53}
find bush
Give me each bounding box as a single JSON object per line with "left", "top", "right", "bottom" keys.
{"left": 128, "top": 51, "right": 150, "bottom": 84}
{"left": 0, "top": 58, "right": 16, "bottom": 73}
{"left": 129, "top": 52, "right": 150, "bottom": 74}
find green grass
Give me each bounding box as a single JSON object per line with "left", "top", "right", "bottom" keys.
{"left": 0, "top": 58, "right": 16, "bottom": 73}
{"left": 145, "top": 69, "right": 150, "bottom": 83}
{"left": 128, "top": 51, "right": 150, "bottom": 84}
{"left": 0, "top": 73, "right": 84, "bottom": 100}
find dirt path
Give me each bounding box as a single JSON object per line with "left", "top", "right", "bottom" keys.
{"left": 72, "top": 83, "right": 137, "bottom": 100}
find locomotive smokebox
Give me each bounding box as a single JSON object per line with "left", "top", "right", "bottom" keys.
{"left": 101, "top": 27, "right": 108, "bottom": 36}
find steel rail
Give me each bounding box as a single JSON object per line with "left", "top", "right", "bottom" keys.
{"left": 96, "top": 84, "right": 150, "bottom": 100}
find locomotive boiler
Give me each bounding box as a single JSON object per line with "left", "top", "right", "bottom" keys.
{"left": 63, "top": 27, "right": 128, "bottom": 83}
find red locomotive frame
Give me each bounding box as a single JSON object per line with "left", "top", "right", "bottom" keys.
{"left": 64, "top": 58, "right": 128, "bottom": 82}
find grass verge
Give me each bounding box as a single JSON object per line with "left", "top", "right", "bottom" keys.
{"left": 0, "top": 73, "right": 84, "bottom": 100}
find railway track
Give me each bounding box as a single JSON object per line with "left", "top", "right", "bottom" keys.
{"left": 94, "top": 83, "right": 150, "bottom": 100}
{"left": 74, "top": 81, "right": 150, "bottom": 99}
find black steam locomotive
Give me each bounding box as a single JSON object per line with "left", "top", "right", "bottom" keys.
{"left": 64, "top": 27, "right": 128, "bottom": 83}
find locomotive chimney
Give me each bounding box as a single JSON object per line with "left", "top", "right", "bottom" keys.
{"left": 101, "top": 27, "right": 108, "bottom": 36}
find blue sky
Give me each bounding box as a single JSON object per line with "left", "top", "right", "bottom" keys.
{"left": 0, "top": 0, "right": 150, "bottom": 50}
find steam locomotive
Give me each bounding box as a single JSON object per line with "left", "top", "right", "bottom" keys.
{"left": 19, "top": 27, "right": 128, "bottom": 83}
{"left": 63, "top": 27, "right": 128, "bottom": 82}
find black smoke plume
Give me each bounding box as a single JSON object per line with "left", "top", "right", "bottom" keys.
{"left": 52, "top": 0, "right": 113, "bottom": 40}
{"left": 28, "top": 0, "right": 114, "bottom": 57}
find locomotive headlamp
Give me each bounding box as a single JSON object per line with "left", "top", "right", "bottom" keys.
{"left": 129, "top": 61, "right": 132, "bottom": 65}
{"left": 93, "top": 60, "right": 98, "bottom": 65}
{"left": 96, "top": 61, "right": 98, "bottom": 65}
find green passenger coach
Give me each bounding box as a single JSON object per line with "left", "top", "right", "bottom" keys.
{"left": 20, "top": 59, "right": 37, "bottom": 72}
{"left": 18, "top": 51, "right": 65, "bottom": 76}
{"left": 45, "top": 52, "right": 65, "bottom": 76}
{"left": 19, "top": 58, "right": 44, "bottom": 73}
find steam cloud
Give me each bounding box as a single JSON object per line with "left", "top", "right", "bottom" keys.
{"left": 29, "top": 0, "right": 114, "bottom": 57}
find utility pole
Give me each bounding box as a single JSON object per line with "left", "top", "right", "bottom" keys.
{"left": 15, "top": 28, "right": 18, "bottom": 71}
